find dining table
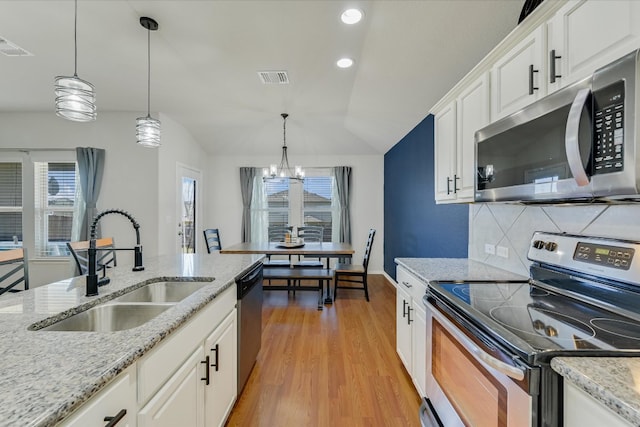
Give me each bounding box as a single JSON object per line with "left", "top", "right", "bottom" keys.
{"left": 220, "top": 241, "right": 355, "bottom": 304}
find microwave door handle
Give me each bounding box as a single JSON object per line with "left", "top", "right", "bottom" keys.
{"left": 565, "top": 87, "right": 591, "bottom": 186}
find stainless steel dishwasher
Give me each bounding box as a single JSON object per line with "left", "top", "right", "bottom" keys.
{"left": 236, "top": 262, "right": 263, "bottom": 393}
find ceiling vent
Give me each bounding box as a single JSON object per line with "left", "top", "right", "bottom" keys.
{"left": 257, "top": 71, "right": 290, "bottom": 85}
{"left": 0, "top": 37, "right": 32, "bottom": 56}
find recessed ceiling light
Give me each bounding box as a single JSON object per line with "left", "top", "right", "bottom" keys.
{"left": 341, "top": 8, "right": 363, "bottom": 25}
{"left": 337, "top": 58, "right": 354, "bottom": 68}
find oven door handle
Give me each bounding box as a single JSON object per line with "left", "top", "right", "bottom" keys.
{"left": 430, "top": 301, "right": 526, "bottom": 381}
{"left": 565, "top": 87, "right": 591, "bottom": 187}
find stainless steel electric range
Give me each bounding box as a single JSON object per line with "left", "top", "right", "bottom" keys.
{"left": 421, "top": 231, "right": 640, "bottom": 427}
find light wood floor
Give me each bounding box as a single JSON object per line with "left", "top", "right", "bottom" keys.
{"left": 225, "top": 274, "right": 422, "bottom": 426}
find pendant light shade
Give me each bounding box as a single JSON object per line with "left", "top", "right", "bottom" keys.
{"left": 137, "top": 17, "right": 161, "bottom": 148}
{"left": 55, "top": 0, "right": 96, "bottom": 122}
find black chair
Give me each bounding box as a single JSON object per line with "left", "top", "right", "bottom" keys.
{"left": 203, "top": 228, "right": 222, "bottom": 252}
{"left": 0, "top": 248, "right": 29, "bottom": 296}
{"left": 333, "top": 229, "right": 376, "bottom": 302}
{"left": 67, "top": 237, "right": 117, "bottom": 276}
{"left": 264, "top": 225, "right": 293, "bottom": 267}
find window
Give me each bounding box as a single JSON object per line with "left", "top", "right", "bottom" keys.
{"left": 0, "top": 152, "right": 78, "bottom": 258}
{"left": 0, "top": 162, "right": 22, "bottom": 250}
{"left": 34, "top": 162, "right": 77, "bottom": 257}
{"left": 251, "top": 168, "right": 339, "bottom": 242}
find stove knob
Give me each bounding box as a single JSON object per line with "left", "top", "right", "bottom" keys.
{"left": 532, "top": 240, "right": 545, "bottom": 249}
{"left": 545, "top": 242, "right": 558, "bottom": 252}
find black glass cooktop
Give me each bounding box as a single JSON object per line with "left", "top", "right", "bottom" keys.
{"left": 428, "top": 279, "right": 640, "bottom": 363}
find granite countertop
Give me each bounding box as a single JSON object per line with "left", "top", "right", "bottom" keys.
{"left": 395, "top": 257, "right": 528, "bottom": 283}
{"left": 552, "top": 357, "right": 640, "bottom": 425}
{"left": 0, "top": 252, "right": 263, "bottom": 427}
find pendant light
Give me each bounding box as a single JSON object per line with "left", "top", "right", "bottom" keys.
{"left": 54, "top": 0, "right": 96, "bottom": 122}
{"left": 136, "top": 17, "right": 161, "bottom": 148}
{"left": 263, "top": 113, "right": 304, "bottom": 182}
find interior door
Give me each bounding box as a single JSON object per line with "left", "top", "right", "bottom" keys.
{"left": 177, "top": 164, "right": 201, "bottom": 254}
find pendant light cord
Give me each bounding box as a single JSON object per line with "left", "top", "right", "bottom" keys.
{"left": 146, "top": 27, "right": 151, "bottom": 116}
{"left": 73, "top": 0, "right": 78, "bottom": 77}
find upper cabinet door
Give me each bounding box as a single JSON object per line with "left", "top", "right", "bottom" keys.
{"left": 491, "top": 25, "right": 546, "bottom": 120}
{"left": 547, "top": 0, "right": 640, "bottom": 91}
{"left": 456, "top": 73, "right": 490, "bottom": 201}
{"left": 434, "top": 102, "right": 457, "bottom": 202}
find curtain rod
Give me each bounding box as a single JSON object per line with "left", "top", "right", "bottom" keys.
{"left": 0, "top": 148, "right": 74, "bottom": 152}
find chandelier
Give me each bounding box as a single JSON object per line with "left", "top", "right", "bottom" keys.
{"left": 263, "top": 113, "right": 304, "bottom": 181}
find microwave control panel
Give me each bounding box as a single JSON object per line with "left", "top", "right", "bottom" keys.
{"left": 593, "top": 80, "right": 625, "bottom": 175}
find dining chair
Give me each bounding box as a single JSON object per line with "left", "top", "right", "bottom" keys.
{"left": 0, "top": 248, "right": 29, "bottom": 296}
{"left": 333, "top": 229, "right": 376, "bottom": 302}
{"left": 294, "top": 226, "right": 324, "bottom": 267}
{"left": 67, "top": 237, "right": 117, "bottom": 276}
{"left": 203, "top": 228, "right": 222, "bottom": 252}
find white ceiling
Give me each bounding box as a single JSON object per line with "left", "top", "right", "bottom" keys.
{"left": 0, "top": 0, "right": 523, "bottom": 156}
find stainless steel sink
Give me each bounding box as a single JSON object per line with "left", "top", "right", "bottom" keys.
{"left": 112, "top": 281, "right": 211, "bottom": 303}
{"left": 39, "top": 303, "right": 172, "bottom": 332}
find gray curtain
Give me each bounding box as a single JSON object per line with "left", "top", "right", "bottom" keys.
{"left": 334, "top": 166, "right": 352, "bottom": 243}
{"left": 75, "top": 147, "right": 105, "bottom": 241}
{"left": 240, "top": 167, "right": 256, "bottom": 242}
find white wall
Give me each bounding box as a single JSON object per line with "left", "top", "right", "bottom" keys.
{"left": 0, "top": 111, "right": 207, "bottom": 286}
{"left": 206, "top": 154, "right": 385, "bottom": 273}
{"left": 157, "top": 112, "right": 210, "bottom": 256}
{"left": 469, "top": 203, "right": 640, "bottom": 276}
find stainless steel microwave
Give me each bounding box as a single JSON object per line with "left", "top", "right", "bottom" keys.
{"left": 475, "top": 49, "right": 640, "bottom": 203}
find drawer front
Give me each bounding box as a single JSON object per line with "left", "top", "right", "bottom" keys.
{"left": 396, "top": 266, "right": 427, "bottom": 303}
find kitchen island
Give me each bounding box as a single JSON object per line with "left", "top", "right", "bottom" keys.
{"left": 0, "top": 252, "right": 263, "bottom": 427}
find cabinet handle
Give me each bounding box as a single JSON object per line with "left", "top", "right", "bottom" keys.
{"left": 210, "top": 343, "right": 219, "bottom": 372}
{"left": 103, "top": 409, "right": 127, "bottom": 427}
{"left": 446, "top": 176, "right": 452, "bottom": 195}
{"left": 402, "top": 299, "right": 408, "bottom": 318}
{"left": 550, "top": 49, "right": 562, "bottom": 83}
{"left": 454, "top": 174, "right": 460, "bottom": 193}
{"left": 407, "top": 306, "right": 413, "bottom": 325}
{"left": 528, "top": 64, "right": 539, "bottom": 95}
{"left": 201, "top": 355, "right": 210, "bottom": 385}
{"left": 402, "top": 280, "right": 412, "bottom": 289}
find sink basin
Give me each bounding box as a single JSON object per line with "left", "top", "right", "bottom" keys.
{"left": 39, "top": 303, "right": 172, "bottom": 332}
{"left": 113, "top": 281, "right": 211, "bottom": 303}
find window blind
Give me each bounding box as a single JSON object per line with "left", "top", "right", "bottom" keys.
{"left": 303, "top": 176, "right": 334, "bottom": 241}
{"left": 0, "top": 162, "right": 22, "bottom": 248}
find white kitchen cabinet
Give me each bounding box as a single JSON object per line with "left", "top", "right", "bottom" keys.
{"left": 491, "top": 25, "right": 546, "bottom": 120}
{"left": 434, "top": 101, "right": 457, "bottom": 202}
{"left": 564, "top": 381, "right": 632, "bottom": 427}
{"left": 396, "top": 265, "right": 427, "bottom": 396}
{"left": 434, "top": 73, "right": 489, "bottom": 204}
{"left": 137, "top": 286, "right": 238, "bottom": 427}
{"left": 204, "top": 311, "right": 237, "bottom": 427}
{"left": 60, "top": 366, "right": 137, "bottom": 427}
{"left": 547, "top": 0, "right": 640, "bottom": 92}
{"left": 138, "top": 348, "right": 204, "bottom": 427}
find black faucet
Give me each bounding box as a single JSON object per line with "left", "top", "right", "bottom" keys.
{"left": 86, "top": 209, "right": 144, "bottom": 296}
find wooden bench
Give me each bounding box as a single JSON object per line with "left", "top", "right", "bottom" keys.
{"left": 262, "top": 267, "right": 334, "bottom": 310}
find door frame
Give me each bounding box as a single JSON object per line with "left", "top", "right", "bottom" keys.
{"left": 176, "top": 163, "right": 202, "bottom": 254}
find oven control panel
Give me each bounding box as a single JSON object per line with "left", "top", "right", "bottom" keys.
{"left": 528, "top": 231, "right": 640, "bottom": 284}
{"left": 573, "top": 242, "right": 634, "bottom": 270}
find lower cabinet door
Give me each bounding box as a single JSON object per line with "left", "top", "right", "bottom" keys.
{"left": 396, "top": 286, "right": 412, "bottom": 370}
{"left": 138, "top": 347, "right": 205, "bottom": 427}
{"left": 204, "top": 310, "right": 238, "bottom": 427}
{"left": 411, "top": 301, "right": 427, "bottom": 397}
{"left": 60, "top": 366, "right": 136, "bottom": 427}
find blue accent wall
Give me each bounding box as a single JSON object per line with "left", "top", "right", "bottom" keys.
{"left": 384, "top": 114, "right": 469, "bottom": 279}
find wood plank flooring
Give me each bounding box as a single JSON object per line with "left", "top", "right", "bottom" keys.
{"left": 225, "top": 275, "right": 422, "bottom": 426}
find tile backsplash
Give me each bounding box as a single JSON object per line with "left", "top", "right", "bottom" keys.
{"left": 469, "top": 203, "right": 640, "bottom": 276}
